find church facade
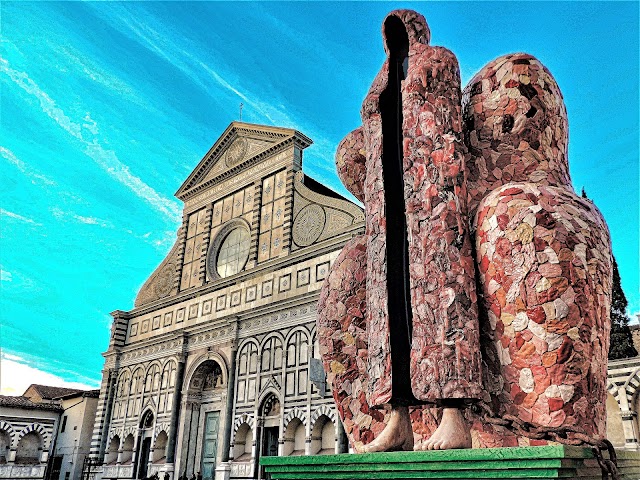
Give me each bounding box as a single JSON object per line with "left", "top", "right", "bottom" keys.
{"left": 90, "top": 123, "right": 364, "bottom": 480}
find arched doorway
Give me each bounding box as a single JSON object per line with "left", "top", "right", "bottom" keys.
{"left": 257, "top": 393, "right": 280, "bottom": 480}
{"left": 180, "top": 359, "right": 225, "bottom": 480}
{"left": 136, "top": 410, "right": 154, "bottom": 479}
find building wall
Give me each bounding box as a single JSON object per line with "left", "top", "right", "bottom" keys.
{"left": 606, "top": 356, "right": 640, "bottom": 450}
{"left": 55, "top": 395, "right": 99, "bottom": 480}
{"left": 0, "top": 406, "right": 60, "bottom": 480}
{"left": 92, "top": 123, "right": 364, "bottom": 480}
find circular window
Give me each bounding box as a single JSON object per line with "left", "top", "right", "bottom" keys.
{"left": 216, "top": 227, "right": 250, "bottom": 278}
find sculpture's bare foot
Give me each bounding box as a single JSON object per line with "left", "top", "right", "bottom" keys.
{"left": 415, "top": 407, "right": 471, "bottom": 451}
{"left": 358, "top": 405, "right": 413, "bottom": 453}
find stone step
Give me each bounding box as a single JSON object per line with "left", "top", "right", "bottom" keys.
{"left": 261, "top": 445, "right": 640, "bottom": 479}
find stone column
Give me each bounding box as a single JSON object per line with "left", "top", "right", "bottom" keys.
{"left": 89, "top": 366, "right": 118, "bottom": 460}
{"left": 220, "top": 339, "right": 238, "bottom": 462}
{"left": 132, "top": 438, "right": 140, "bottom": 479}
{"left": 166, "top": 359, "right": 186, "bottom": 463}
{"left": 175, "top": 399, "right": 195, "bottom": 478}
{"left": 255, "top": 418, "right": 264, "bottom": 480}
{"left": 277, "top": 438, "right": 285, "bottom": 457}
{"left": 616, "top": 386, "right": 640, "bottom": 450}
{"left": 621, "top": 410, "right": 640, "bottom": 450}
{"left": 98, "top": 370, "right": 118, "bottom": 460}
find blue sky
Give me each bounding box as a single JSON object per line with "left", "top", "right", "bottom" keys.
{"left": 1, "top": 2, "right": 638, "bottom": 393}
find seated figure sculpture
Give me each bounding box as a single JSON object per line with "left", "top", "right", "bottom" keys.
{"left": 318, "top": 9, "right": 613, "bottom": 452}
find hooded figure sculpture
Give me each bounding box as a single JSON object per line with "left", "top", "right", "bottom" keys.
{"left": 319, "top": 10, "right": 482, "bottom": 452}
{"left": 319, "top": 9, "right": 613, "bottom": 453}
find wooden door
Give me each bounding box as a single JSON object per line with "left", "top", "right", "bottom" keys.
{"left": 200, "top": 411, "right": 220, "bottom": 480}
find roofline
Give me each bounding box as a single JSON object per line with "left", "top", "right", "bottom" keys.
{"left": 174, "top": 121, "right": 313, "bottom": 198}
{"left": 55, "top": 389, "right": 100, "bottom": 400}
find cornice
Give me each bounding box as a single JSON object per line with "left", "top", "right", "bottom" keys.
{"left": 115, "top": 299, "right": 318, "bottom": 366}
{"left": 123, "top": 227, "right": 362, "bottom": 318}
{"left": 179, "top": 137, "right": 295, "bottom": 201}
{"left": 176, "top": 122, "right": 313, "bottom": 201}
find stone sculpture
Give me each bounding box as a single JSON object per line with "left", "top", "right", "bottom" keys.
{"left": 318, "top": 9, "right": 613, "bottom": 452}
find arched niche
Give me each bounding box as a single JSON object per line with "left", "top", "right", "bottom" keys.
{"left": 105, "top": 435, "right": 120, "bottom": 465}
{"left": 283, "top": 418, "right": 305, "bottom": 456}
{"left": 232, "top": 423, "right": 253, "bottom": 461}
{"left": 15, "top": 431, "right": 42, "bottom": 464}
{"left": 310, "top": 415, "right": 334, "bottom": 455}
{"left": 121, "top": 434, "right": 135, "bottom": 465}
{"left": 606, "top": 393, "right": 625, "bottom": 448}
{"left": 152, "top": 431, "right": 168, "bottom": 463}
{"left": 0, "top": 429, "right": 10, "bottom": 464}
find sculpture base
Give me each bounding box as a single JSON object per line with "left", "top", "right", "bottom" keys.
{"left": 261, "top": 445, "right": 640, "bottom": 479}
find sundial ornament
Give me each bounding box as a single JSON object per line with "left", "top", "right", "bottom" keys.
{"left": 224, "top": 137, "right": 249, "bottom": 168}
{"left": 293, "top": 204, "right": 326, "bottom": 247}
{"left": 318, "top": 9, "right": 613, "bottom": 453}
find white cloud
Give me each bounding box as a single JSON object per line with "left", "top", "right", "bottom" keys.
{"left": 0, "top": 208, "right": 42, "bottom": 226}
{"left": 83, "top": 112, "right": 99, "bottom": 136}
{"left": 90, "top": 4, "right": 339, "bottom": 169}
{"left": 49, "top": 207, "right": 111, "bottom": 228}
{"left": 84, "top": 140, "right": 181, "bottom": 222}
{"left": 0, "top": 146, "right": 56, "bottom": 186}
{"left": 0, "top": 352, "right": 99, "bottom": 396}
{"left": 73, "top": 214, "right": 110, "bottom": 227}
{"left": 0, "top": 270, "right": 13, "bottom": 282}
{"left": 0, "top": 56, "right": 181, "bottom": 223}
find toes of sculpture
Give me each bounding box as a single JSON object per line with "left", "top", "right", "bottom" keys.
{"left": 421, "top": 408, "right": 472, "bottom": 451}
{"left": 359, "top": 405, "right": 414, "bottom": 453}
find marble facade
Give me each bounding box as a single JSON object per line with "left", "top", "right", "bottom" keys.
{"left": 90, "top": 123, "right": 363, "bottom": 480}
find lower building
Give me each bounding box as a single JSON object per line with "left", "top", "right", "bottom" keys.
{"left": 0, "top": 385, "right": 98, "bottom": 480}
{"left": 51, "top": 390, "right": 100, "bottom": 480}
{"left": 605, "top": 326, "right": 640, "bottom": 451}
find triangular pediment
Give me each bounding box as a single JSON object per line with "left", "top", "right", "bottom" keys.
{"left": 176, "top": 122, "right": 312, "bottom": 200}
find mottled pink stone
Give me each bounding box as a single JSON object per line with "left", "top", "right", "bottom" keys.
{"left": 464, "top": 54, "right": 613, "bottom": 443}
{"left": 318, "top": 12, "right": 612, "bottom": 451}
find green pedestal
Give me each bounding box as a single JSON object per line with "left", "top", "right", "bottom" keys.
{"left": 261, "top": 445, "right": 640, "bottom": 479}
